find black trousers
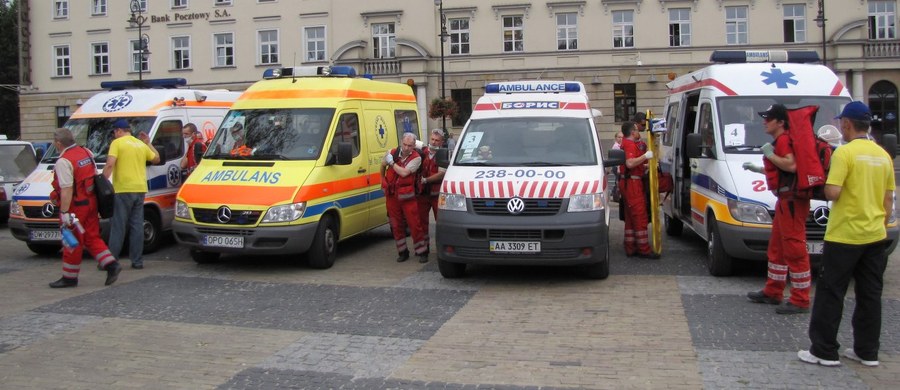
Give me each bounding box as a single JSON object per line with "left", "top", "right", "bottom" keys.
{"left": 808, "top": 240, "right": 888, "bottom": 361}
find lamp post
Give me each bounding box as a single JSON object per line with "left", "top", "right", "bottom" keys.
{"left": 434, "top": 0, "right": 449, "bottom": 137}
{"left": 814, "top": 0, "right": 827, "bottom": 67}
{"left": 128, "top": 0, "right": 149, "bottom": 83}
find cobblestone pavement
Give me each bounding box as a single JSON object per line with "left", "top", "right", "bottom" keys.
{"left": 0, "top": 211, "right": 898, "bottom": 389}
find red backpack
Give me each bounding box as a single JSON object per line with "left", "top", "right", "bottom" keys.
{"left": 784, "top": 105, "right": 831, "bottom": 200}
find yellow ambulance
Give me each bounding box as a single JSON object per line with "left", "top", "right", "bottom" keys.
{"left": 172, "top": 66, "right": 421, "bottom": 268}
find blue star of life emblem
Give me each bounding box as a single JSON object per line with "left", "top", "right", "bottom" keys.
{"left": 102, "top": 93, "right": 133, "bottom": 112}
{"left": 760, "top": 68, "right": 798, "bottom": 89}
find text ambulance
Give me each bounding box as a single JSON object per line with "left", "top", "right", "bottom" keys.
{"left": 659, "top": 50, "right": 898, "bottom": 276}
{"left": 8, "top": 78, "right": 240, "bottom": 255}
{"left": 435, "top": 81, "right": 624, "bottom": 279}
{"left": 172, "top": 66, "right": 421, "bottom": 268}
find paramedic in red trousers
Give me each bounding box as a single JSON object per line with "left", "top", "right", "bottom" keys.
{"left": 799, "top": 101, "right": 894, "bottom": 367}
{"left": 48, "top": 128, "right": 122, "bottom": 288}
{"left": 418, "top": 130, "right": 446, "bottom": 236}
{"left": 620, "top": 121, "right": 658, "bottom": 259}
{"left": 383, "top": 132, "right": 429, "bottom": 263}
{"left": 743, "top": 104, "right": 812, "bottom": 315}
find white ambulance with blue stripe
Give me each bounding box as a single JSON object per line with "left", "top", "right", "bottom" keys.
{"left": 435, "top": 81, "right": 624, "bottom": 279}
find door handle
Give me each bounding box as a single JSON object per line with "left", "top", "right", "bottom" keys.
{"left": 690, "top": 162, "right": 698, "bottom": 169}
{"left": 357, "top": 168, "right": 367, "bottom": 174}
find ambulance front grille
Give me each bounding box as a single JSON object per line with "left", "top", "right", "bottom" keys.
{"left": 192, "top": 208, "right": 262, "bottom": 225}
{"left": 23, "top": 206, "right": 58, "bottom": 219}
{"left": 472, "top": 198, "right": 562, "bottom": 216}
{"left": 455, "top": 247, "right": 581, "bottom": 259}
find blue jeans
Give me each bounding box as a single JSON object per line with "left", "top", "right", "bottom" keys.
{"left": 108, "top": 192, "right": 145, "bottom": 266}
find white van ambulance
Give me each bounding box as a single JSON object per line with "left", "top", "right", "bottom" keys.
{"left": 660, "top": 50, "right": 898, "bottom": 276}
{"left": 8, "top": 78, "right": 240, "bottom": 255}
{"left": 435, "top": 81, "right": 624, "bottom": 279}
{"left": 172, "top": 66, "right": 421, "bottom": 268}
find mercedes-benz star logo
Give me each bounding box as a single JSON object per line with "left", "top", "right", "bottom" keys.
{"left": 41, "top": 203, "right": 56, "bottom": 218}
{"left": 506, "top": 197, "right": 525, "bottom": 215}
{"left": 216, "top": 206, "right": 232, "bottom": 223}
{"left": 812, "top": 206, "right": 829, "bottom": 227}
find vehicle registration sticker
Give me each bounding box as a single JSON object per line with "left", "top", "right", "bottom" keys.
{"left": 30, "top": 230, "right": 61, "bottom": 241}
{"left": 490, "top": 241, "right": 540, "bottom": 253}
{"left": 807, "top": 241, "right": 823, "bottom": 255}
{"left": 202, "top": 235, "right": 244, "bottom": 248}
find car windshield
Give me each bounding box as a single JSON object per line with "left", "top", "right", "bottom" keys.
{"left": 42, "top": 117, "right": 156, "bottom": 163}
{"left": 716, "top": 96, "right": 850, "bottom": 154}
{"left": 205, "top": 108, "right": 336, "bottom": 160}
{"left": 454, "top": 117, "right": 597, "bottom": 166}
{"left": 0, "top": 144, "right": 37, "bottom": 183}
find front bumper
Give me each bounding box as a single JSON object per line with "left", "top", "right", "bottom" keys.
{"left": 172, "top": 220, "right": 318, "bottom": 255}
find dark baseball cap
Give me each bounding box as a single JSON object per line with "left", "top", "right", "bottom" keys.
{"left": 112, "top": 118, "right": 130, "bottom": 129}
{"left": 834, "top": 101, "right": 872, "bottom": 121}
{"left": 632, "top": 112, "right": 647, "bottom": 122}
{"left": 758, "top": 104, "right": 788, "bottom": 122}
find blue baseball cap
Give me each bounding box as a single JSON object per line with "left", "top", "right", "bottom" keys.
{"left": 112, "top": 118, "right": 130, "bottom": 129}
{"left": 835, "top": 101, "right": 872, "bottom": 121}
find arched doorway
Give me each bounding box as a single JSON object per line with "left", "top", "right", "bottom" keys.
{"left": 869, "top": 80, "right": 898, "bottom": 141}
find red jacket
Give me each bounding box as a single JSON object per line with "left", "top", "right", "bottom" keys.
{"left": 51, "top": 146, "right": 97, "bottom": 208}
{"left": 383, "top": 148, "right": 421, "bottom": 200}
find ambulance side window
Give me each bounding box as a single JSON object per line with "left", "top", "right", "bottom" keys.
{"left": 698, "top": 103, "right": 715, "bottom": 158}
{"left": 152, "top": 120, "right": 185, "bottom": 162}
{"left": 394, "top": 110, "right": 419, "bottom": 140}
{"left": 663, "top": 103, "right": 679, "bottom": 146}
{"left": 330, "top": 113, "right": 360, "bottom": 158}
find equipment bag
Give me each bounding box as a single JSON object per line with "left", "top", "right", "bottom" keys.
{"left": 87, "top": 149, "right": 116, "bottom": 219}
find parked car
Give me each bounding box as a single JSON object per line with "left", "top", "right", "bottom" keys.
{"left": 0, "top": 141, "right": 38, "bottom": 224}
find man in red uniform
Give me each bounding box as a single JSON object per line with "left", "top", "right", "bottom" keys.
{"left": 418, "top": 130, "right": 446, "bottom": 231}
{"left": 744, "top": 104, "right": 812, "bottom": 314}
{"left": 48, "top": 128, "right": 122, "bottom": 288}
{"left": 619, "top": 121, "right": 658, "bottom": 258}
{"left": 181, "top": 123, "right": 206, "bottom": 178}
{"left": 383, "top": 132, "right": 429, "bottom": 263}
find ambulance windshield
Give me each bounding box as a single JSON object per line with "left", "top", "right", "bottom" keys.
{"left": 716, "top": 96, "right": 849, "bottom": 153}
{"left": 205, "top": 108, "right": 335, "bottom": 160}
{"left": 454, "top": 117, "right": 596, "bottom": 166}
{"left": 42, "top": 117, "right": 156, "bottom": 163}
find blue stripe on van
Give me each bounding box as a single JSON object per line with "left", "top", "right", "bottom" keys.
{"left": 691, "top": 172, "right": 768, "bottom": 208}
{"left": 12, "top": 195, "right": 50, "bottom": 201}
{"left": 148, "top": 175, "right": 169, "bottom": 191}
{"left": 303, "top": 192, "right": 371, "bottom": 218}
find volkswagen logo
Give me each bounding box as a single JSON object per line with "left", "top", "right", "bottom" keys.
{"left": 812, "top": 206, "right": 829, "bottom": 227}
{"left": 41, "top": 203, "right": 56, "bottom": 218}
{"left": 506, "top": 197, "right": 525, "bottom": 215}
{"left": 216, "top": 206, "right": 232, "bottom": 223}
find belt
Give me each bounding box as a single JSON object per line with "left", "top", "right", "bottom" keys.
{"left": 628, "top": 176, "right": 643, "bottom": 180}
{"left": 74, "top": 199, "right": 90, "bottom": 206}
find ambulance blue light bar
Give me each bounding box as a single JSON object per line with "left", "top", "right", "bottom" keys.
{"left": 100, "top": 78, "right": 187, "bottom": 90}
{"left": 710, "top": 50, "right": 820, "bottom": 64}
{"left": 262, "top": 65, "right": 358, "bottom": 79}
{"left": 485, "top": 81, "right": 582, "bottom": 94}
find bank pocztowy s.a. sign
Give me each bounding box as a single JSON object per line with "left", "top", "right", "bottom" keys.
{"left": 150, "top": 9, "right": 232, "bottom": 23}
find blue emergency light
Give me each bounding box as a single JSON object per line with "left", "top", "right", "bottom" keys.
{"left": 485, "top": 82, "right": 582, "bottom": 94}
{"left": 100, "top": 78, "right": 187, "bottom": 90}
{"left": 263, "top": 65, "right": 358, "bottom": 79}
{"left": 710, "top": 50, "right": 820, "bottom": 64}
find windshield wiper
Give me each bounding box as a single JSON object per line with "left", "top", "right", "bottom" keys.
{"left": 723, "top": 145, "right": 761, "bottom": 151}
{"left": 456, "top": 161, "right": 497, "bottom": 166}
{"left": 522, "top": 161, "right": 575, "bottom": 166}
{"left": 250, "top": 153, "right": 291, "bottom": 160}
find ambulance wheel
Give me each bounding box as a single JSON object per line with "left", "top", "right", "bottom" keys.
{"left": 27, "top": 243, "right": 61, "bottom": 256}
{"left": 707, "top": 219, "right": 734, "bottom": 277}
{"left": 584, "top": 241, "right": 610, "bottom": 280}
{"left": 307, "top": 215, "right": 336, "bottom": 269}
{"left": 142, "top": 208, "right": 162, "bottom": 254}
{"left": 437, "top": 259, "right": 466, "bottom": 278}
{"left": 665, "top": 215, "right": 683, "bottom": 237}
{"left": 191, "top": 249, "right": 221, "bottom": 264}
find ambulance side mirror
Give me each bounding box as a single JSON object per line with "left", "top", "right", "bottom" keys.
{"left": 435, "top": 148, "right": 450, "bottom": 168}
{"left": 604, "top": 148, "right": 625, "bottom": 167}
{"left": 882, "top": 134, "right": 897, "bottom": 160}
{"left": 686, "top": 133, "right": 703, "bottom": 159}
{"left": 329, "top": 142, "right": 353, "bottom": 166}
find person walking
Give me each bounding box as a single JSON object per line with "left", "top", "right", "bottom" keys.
{"left": 799, "top": 101, "right": 894, "bottom": 367}
{"left": 620, "top": 121, "right": 658, "bottom": 258}
{"left": 743, "top": 104, "right": 812, "bottom": 315}
{"left": 102, "top": 119, "right": 160, "bottom": 270}
{"left": 48, "top": 128, "right": 122, "bottom": 288}
{"left": 382, "top": 132, "right": 428, "bottom": 263}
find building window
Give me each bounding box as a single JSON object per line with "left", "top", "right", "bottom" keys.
{"left": 130, "top": 39, "right": 150, "bottom": 73}
{"left": 91, "top": 42, "right": 110, "bottom": 75}
{"left": 669, "top": 8, "right": 691, "bottom": 47}
{"left": 172, "top": 36, "right": 191, "bottom": 70}
{"left": 556, "top": 13, "right": 578, "bottom": 51}
{"left": 451, "top": 89, "right": 472, "bottom": 127}
{"left": 725, "top": 6, "right": 749, "bottom": 45}
{"left": 56, "top": 106, "right": 71, "bottom": 128}
{"left": 135, "top": 0, "right": 147, "bottom": 11}
{"left": 172, "top": 0, "right": 188, "bottom": 9}
{"left": 213, "top": 33, "right": 234, "bottom": 67}
{"left": 869, "top": 0, "right": 897, "bottom": 39}
{"left": 258, "top": 29, "right": 279, "bottom": 65}
{"left": 54, "top": 0, "right": 69, "bottom": 19}
{"left": 783, "top": 4, "right": 806, "bottom": 43}
{"left": 92, "top": 0, "right": 107, "bottom": 16}
{"left": 612, "top": 10, "right": 634, "bottom": 48}
{"left": 502, "top": 15, "right": 524, "bottom": 52}
{"left": 614, "top": 83, "right": 636, "bottom": 123}
{"left": 53, "top": 45, "right": 71, "bottom": 77}
{"left": 215, "top": 0, "right": 233, "bottom": 5}
{"left": 304, "top": 26, "right": 326, "bottom": 62}
{"left": 449, "top": 18, "right": 470, "bottom": 55}
{"left": 372, "top": 23, "right": 396, "bottom": 59}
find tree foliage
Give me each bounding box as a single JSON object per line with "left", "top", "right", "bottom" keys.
{"left": 0, "top": 0, "right": 18, "bottom": 139}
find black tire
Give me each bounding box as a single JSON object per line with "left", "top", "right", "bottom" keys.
{"left": 437, "top": 258, "right": 466, "bottom": 278}
{"left": 307, "top": 214, "right": 337, "bottom": 269}
{"left": 190, "top": 248, "right": 221, "bottom": 264}
{"left": 584, "top": 239, "right": 610, "bottom": 280}
{"left": 142, "top": 208, "right": 162, "bottom": 254}
{"left": 27, "top": 243, "right": 61, "bottom": 256}
{"left": 665, "top": 214, "right": 683, "bottom": 237}
{"left": 707, "top": 218, "right": 734, "bottom": 276}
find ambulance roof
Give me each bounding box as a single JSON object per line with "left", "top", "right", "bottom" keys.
{"left": 71, "top": 87, "right": 241, "bottom": 119}
{"left": 667, "top": 62, "right": 848, "bottom": 97}
{"left": 232, "top": 74, "right": 415, "bottom": 110}
{"left": 471, "top": 81, "right": 594, "bottom": 120}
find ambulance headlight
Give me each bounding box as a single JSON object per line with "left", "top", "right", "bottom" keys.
{"left": 439, "top": 193, "right": 467, "bottom": 212}
{"left": 175, "top": 200, "right": 190, "bottom": 219}
{"left": 728, "top": 199, "right": 772, "bottom": 224}
{"left": 262, "top": 202, "right": 306, "bottom": 223}
{"left": 568, "top": 193, "right": 605, "bottom": 212}
{"left": 9, "top": 200, "right": 22, "bottom": 217}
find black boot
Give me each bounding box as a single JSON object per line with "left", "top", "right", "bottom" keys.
{"left": 396, "top": 250, "right": 410, "bottom": 262}
{"left": 49, "top": 277, "right": 78, "bottom": 288}
{"left": 418, "top": 251, "right": 429, "bottom": 263}
{"left": 104, "top": 261, "right": 122, "bottom": 286}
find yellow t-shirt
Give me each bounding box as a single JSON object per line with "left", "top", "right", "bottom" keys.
{"left": 108, "top": 135, "right": 156, "bottom": 193}
{"left": 824, "top": 139, "right": 896, "bottom": 244}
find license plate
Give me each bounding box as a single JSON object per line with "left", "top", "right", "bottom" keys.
{"left": 807, "top": 241, "right": 823, "bottom": 255}
{"left": 202, "top": 235, "right": 244, "bottom": 248}
{"left": 489, "top": 241, "right": 541, "bottom": 253}
{"left": 30, "top": 230, "right": 61, "bottom": 241}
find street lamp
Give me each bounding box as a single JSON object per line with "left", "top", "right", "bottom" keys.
{"left": 434, "top": 0, "right": 449, "bottom": 137}
{"left": 128, "top": 0, "right": 149, "bottom": 83}
{"left": 814, "top": 0, "right": 827, "bottom": 66}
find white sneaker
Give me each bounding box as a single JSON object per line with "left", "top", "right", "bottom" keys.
{"left": 798, "top": 350, "right": 841, "bottom": 367}
{"left": 843, "top": 348, "right": 879, "bottom": 367}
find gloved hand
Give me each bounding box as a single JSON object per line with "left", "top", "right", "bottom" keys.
{"left": 760, "top": 143, "right": 775, "bottom": 158}
{"left": 742, "top": 162, "right": 763, "bottom": 173}
{"left": 421, "top": 177, "right": 428, "bottom": 185}
{"left": 643, "top": 151, "right": 654, "bottom": 160}
{"left": 60, "top": 212, "right": 76, "bottom": 227}
{"left": 384, "top": 152, "right": 394, "bottom": 165}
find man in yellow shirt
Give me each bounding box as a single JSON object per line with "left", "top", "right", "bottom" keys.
{"left": 102, "top": 119, "right": 160, "bottom": 269}
{"left": 799, "top": 101, "right": 895, "bottom": 368}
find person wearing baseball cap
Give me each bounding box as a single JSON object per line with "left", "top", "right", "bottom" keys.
{"left": 758, "top": 103, "right": 789, "bottom": 123}
{"left": 833, "top": 100, "right": 873, "bottom": 122}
